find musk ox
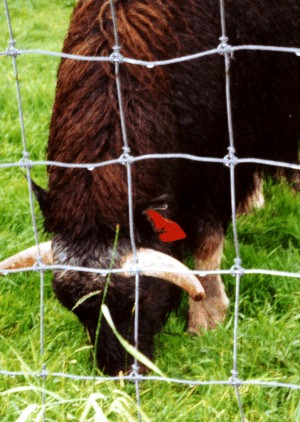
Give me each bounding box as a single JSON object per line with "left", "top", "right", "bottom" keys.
{"left": 1, "top": 0, "right": 299, "bottom": 374}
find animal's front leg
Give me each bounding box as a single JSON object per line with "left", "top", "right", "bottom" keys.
{"left": 188, "top": 275, "right": 229, "bottom": 333}
{"left": 187, "top": 225, "right": 229, "bottom": 334}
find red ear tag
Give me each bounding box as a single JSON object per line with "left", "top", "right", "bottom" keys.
{"left": 146, "top": 210, "right": 186, "bottom": 243}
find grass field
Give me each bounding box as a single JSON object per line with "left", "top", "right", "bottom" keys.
{"left": 0, "top": 1, "right": 299, "bottom": 420}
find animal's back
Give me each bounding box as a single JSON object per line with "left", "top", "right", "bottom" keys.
{"left": 46, "top": 0, "right": 300, "bottom": 241}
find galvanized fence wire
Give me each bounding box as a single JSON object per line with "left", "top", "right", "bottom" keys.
{"left": 107, "top": 0, "right": 142, "bottom": 412}
{"left": 1, "top": 0, "right": 300, "bottom": 420}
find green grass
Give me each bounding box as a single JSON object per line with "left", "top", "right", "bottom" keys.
{"left": 0, "top": 1, "right": 299, "bottom": 420}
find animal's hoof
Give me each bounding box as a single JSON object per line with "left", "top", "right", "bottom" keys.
{"left": 187, "top": 296, "right": 229, "bottom": 335}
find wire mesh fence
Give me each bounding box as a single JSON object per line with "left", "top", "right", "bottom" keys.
{"left": 0, "top": 0, "right": 300, "bottom": 420}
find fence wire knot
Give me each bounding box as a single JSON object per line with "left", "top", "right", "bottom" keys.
{"left": 223, "top": 146, "right": 238, "bottom": 167}
{"left": 229, "top": 370, "right": 242, "bottom": 387}
{"left": 32, "top": 256, "right": 46, "bottom": 272}
{"left": 230, "top": 258, "right": 244, "bottom": 277}
{"left": 19, "top": 151, "right": 33, "bottom": 169}
{"left": 110, "top": 45, "right": 124, "bottom": 64}
{"left": 39, "top": 364, "right": 48, "bottom": 380}
{"left": 129, "top": 363, "right": 142, "bottom": 382}
{"left": 5, "top": 40, "right": 20, "bottom": 57}
{"left": 218, "top": 36, "right": 233, "bottom": 58}
{"left": 127, "top": 258, "right": 142, "bottom": 276}
{"left": 119, "top": 146, "right": 133, "bottom": 165}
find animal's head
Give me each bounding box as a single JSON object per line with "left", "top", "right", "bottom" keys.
{"left": 0, "top": 238, "right": 205, "bottom": 374}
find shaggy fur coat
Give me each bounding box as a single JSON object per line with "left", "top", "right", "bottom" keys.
{"left": 36, "top": 0, "right": 299, "bottom": 374}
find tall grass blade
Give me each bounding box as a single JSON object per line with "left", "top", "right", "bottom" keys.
{"left": 102, "top": 304, "right": 166, "bottom": 378}
{"left": 71, "top": 290, "right": 102, "bottom": 312}
{"left": 93, "top": 224, "right": 120, "bottom": 377}
{"left": 16, "top": 404, "right": 38, "bottom": 422}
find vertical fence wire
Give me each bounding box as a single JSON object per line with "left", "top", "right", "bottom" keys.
{"left": 2, "top": 0, "right": 47, "bottom": 418}
{"left": 0, "top": 0, "right": 299, "bottom": 420}
{"left": 108, "top": 0, "right": 142, "bottom": 416}
{"left": 219, "top": 1, "right": 245, "bottom": 419}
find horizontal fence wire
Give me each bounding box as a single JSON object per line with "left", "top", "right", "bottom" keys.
{"left": 1, "top": 265, "right": 300, "bottom": 280}
{"left": 1, "top": 155, "right": 300, "bottom": 170}
{"left": 1, "top": 0, "right": 299, "bottom": 420}
{"left": 0, "top": 369, "right": 300, "bottom": 390}
{"left": 1, "top": 45, "right": 300, "bottom": 63}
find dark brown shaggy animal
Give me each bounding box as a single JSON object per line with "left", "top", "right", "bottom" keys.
{"left": 2, "top": 0, "right": 299, "bottom": 374}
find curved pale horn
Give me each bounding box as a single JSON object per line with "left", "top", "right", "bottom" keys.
{"left": 0, "top": 243, "right": 205, "bottom": 301}
{"left": 0, "top": 241, "right": 53, "bottom": 272}
{"left": 120, "top": 248, "right": 205, "bottom": 302}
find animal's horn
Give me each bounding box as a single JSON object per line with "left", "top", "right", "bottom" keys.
{"left": 0, "top": 241, "right": 53, "bottom": 272}
{"left": 120, "top": 248, "right": 205, "bottom": 302}
{"left": 0, "top": 243, "right": 205, "bottom": 301}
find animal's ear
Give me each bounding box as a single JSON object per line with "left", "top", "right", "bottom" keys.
{"left": 147, "top": 194, "right": 169, "bottom": 211}
{"left": 25, "top": 176, "right": 49, "bottom": 217}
